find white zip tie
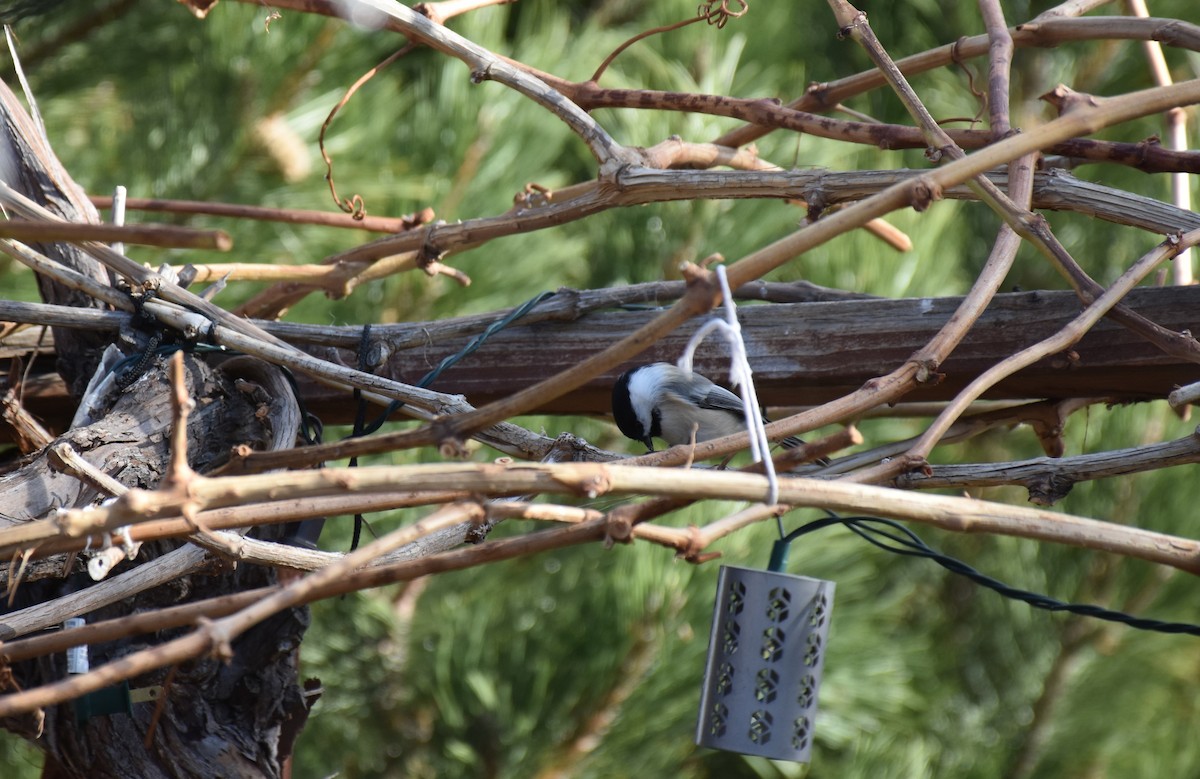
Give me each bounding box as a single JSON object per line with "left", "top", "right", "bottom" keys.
{"left": 64, "top": 618, "right": 88, "bottom": 674}
{"left": 111, "top": 185, "right": 127, "bottom": 256}
{"left": 677, "top": 265, "right": 779, "bottom": 505}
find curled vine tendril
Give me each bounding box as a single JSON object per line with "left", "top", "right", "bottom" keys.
{"left": 698, "top": 0, "right": 749, "bottom": 28}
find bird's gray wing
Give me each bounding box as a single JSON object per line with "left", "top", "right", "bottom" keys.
{"left": 660, "top": 371, "right": 746, "bottom": 414}
{"left": 696, "top": 383, "right": 746, "bottom": 415}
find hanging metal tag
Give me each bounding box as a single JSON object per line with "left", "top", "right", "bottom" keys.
{"left": 696, "top": 565, "right": 834, "bottom": 763}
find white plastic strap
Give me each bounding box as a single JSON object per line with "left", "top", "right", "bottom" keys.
{"left": 677, "top": 265, "right": 779, "bottom": 505}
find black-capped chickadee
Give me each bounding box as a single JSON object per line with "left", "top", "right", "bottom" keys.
{"left": 612, "top": 362, "right": 814, "bottom": 455}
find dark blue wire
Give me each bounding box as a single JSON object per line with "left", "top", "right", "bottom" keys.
{"left": 344, "top": 290, "right": 555, "bottom": 546}
{"left": 784, "top": 513, "right": 1200, "bottom": 637}
{"left": 358, "top": 290, "right": 556, "bottom": 435}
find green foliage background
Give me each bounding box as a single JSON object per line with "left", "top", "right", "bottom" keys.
{"left": 1, "top": 1, "right": 1199, "bottom": 776}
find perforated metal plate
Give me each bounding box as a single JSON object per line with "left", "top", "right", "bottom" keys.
{"left": 696, "top": 566, "right": 834, "bottom": 763}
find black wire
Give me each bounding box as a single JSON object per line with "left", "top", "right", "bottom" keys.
{"left": 784, "top": 512, "right": 1200, "bottom": 637}
{"left": 114, "top": 287, "right": 167, "bottom": 390}
{"left": 108, "top": 341, "right": 232, "bottom": 387}
{"left": 349, "top": 324, "right": 373, "bottom": 552}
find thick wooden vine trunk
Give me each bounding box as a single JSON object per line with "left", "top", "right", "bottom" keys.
{"left": 0, "top": 359, "right": 312, "bottom": 779}
{"left": 0, "top": 81, "right": 310, "bottom": 778}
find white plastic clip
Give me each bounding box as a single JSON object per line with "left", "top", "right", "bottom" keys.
{"left": 86, "top": 528, "right": 141, "bottom": 581}
{"left": 114, "top": 525, "right": 140, "bottom": 560}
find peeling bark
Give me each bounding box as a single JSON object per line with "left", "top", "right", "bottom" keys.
{"left": 0, "top": 80, "right": 110, "bottom": 396}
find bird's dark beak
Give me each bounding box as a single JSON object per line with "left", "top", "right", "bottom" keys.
{"left": 641, "top": 436, "right": 655, "bottom": 452}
